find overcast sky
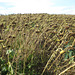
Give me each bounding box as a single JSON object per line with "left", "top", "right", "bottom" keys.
{"left": 0, "top": 0, "right": 75, "bottom": 14}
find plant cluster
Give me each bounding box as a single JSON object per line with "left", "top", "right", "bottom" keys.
{"left": 0, "top": 14, "right": 75, "bottom": 75}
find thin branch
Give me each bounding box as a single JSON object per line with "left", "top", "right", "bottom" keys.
{"left": 59, "top": 62, "right": 75, "bottom": 75}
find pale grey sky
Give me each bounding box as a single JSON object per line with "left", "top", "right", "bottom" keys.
{"left": 0, "top": 0, "right": 75, "bottom": 14}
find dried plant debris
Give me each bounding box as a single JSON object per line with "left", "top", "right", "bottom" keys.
{"left": 0, "top": 14, "right": 75, "bottom": 75}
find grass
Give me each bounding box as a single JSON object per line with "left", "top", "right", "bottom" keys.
{"left": 0, "top": 13, "right": 75, "bottom": 75}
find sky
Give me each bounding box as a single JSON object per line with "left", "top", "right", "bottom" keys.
{"left": 0, "top": 0, "right": 75, "bottom": 15}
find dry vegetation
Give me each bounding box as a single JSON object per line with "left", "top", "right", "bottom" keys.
{"left": 0, "top": 13, "right": 75, "bottom": 75}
